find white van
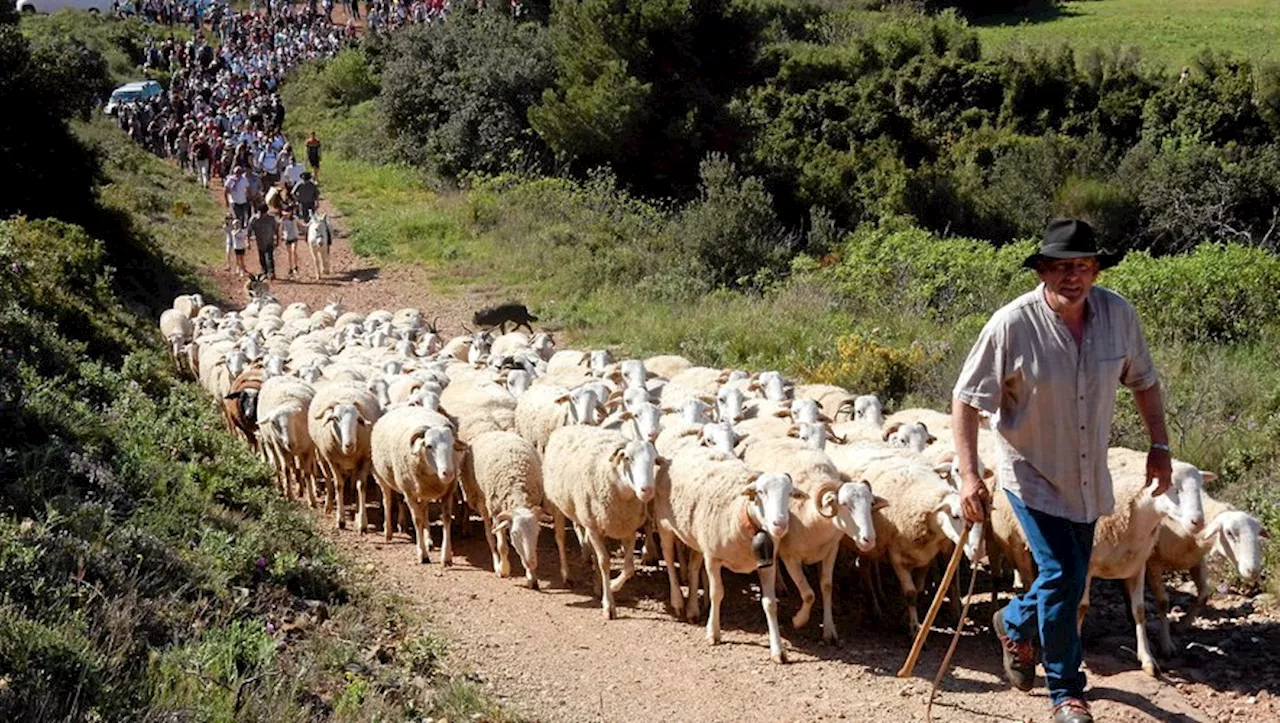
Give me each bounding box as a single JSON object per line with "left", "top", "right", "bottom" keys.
{"left": 16, "top": 0, "right": 115, "bottom": 13}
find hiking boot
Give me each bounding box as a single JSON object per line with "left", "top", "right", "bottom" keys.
{"left": 992, "top": 608, "right": 1035, "bottom": 691}
{"left": 1051, "top": 698, "right": 1092, "bottom": 723}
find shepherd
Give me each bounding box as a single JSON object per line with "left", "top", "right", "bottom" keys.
{"left": 950, "top": 219, "right": 1174, "bottom": 723}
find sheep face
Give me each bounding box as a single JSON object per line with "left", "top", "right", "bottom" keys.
{"left": 619, "top": 359, "right": 647, "bottom": 389}
{"left": 679, "top": 399, "right": 713, "bottom": 426}
{"left": 790, "top": 398, "right": 823, "bottom": 425}
{"left": 410, "top": 390, "right": 442, "bottom": 412}
{"left": 627, "top": 403, "right": 662, "bottom": 442}
{"left": 744, "top": 472, "right": 797, "bottom": 540}
{"left": 621, "top": 385, "right": 651, "bottom": 414}
{"left": 530, "top": 332, "right": 555, "bottom": 361}
{"left": 264, "top": 354, "right": 286, "bottom": 378}
{"left": 385, "top": 358, "right": 406, "bottom": 376}
{"left": 716, "top": 386, "right": 746, "bottom": 424}
{"left": 1206, "top": 510, "right": 1267, "bottom": 581}
{"left": 758, "top": 371, "right": 790, "bottom": 403}
{"left": 1157, "top": 462, "right": 1208, "bottom": 534}
{"left": 789, "top": 422, "right": 829, "bottom": 452}
{"left": 698, "top": 421, "right": 740, "bottom": 456}
{"left": 326, "top": 403, "right": 370, "bottom": 456}
{"left": 887, "top": 422, "right": 935, "bottom": 453}
{"left": 496, "top": 507, "right": 541, "bottom": 589}
{"left": 565, "top": 387, "right": 605, "bottom": 425}
{"left": 299, "top": 365, "right": 323, "bottom": 384}
{"left": 613, "top": 440, "right": 660, "bottom": 503}
{"left": 417, "top": 333, "right": 443, "bottom": 357}
{"left": 854, "top": 394, "right": 885, "bottom": 428}
{"left": 504, "top": 370, "right": 532, "bottom": 398}
{"left": 588, "top": 350, "right": 613, "bottom": 378}
{"left": 412, "top": 425, "right": 461, "bottom": 485}
{"left": 819, "top": 480, "right": 881, "bottom": 552}
{"left": 225, "top": 349, "right": 249, "bottom": 378}
{"left": 368, "top": 377, "right": 391, "bottom": 409}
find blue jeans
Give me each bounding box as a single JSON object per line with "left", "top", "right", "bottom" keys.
{"left": 1002, "top": 490, "right": 1096, "bottom": 706}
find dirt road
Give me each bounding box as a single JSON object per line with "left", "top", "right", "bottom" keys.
{"left": 198, "top": 192, "right": 1278, "bottom": 723}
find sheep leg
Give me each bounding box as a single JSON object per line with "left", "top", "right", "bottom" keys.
{"left": 1186, "top": 562, "right": 1210, "bottom": 623}
{"left": 819, "top": 545, "right": 840, "bottom": 644}
{"left": 858, "top": 557, "right": 884, "bottom": 620}
{"left": 1146, "top": 562, "right": 1175, "bottom": 655}
{"left": 334, "top": 470, "right": 348, "bottom": 530}
{"left": 759, "top": 563, "right": 787, "bottom": 664}
{"left": 482, "top": 514, "right": 501, "bottom": 576}
{"left": 356, "top": 475, "right": 370, "bottom": 534}
{"left": 495, "top": 527, "right": 512, "bottom": 578}
{"left": 440, "top": 489, "right": 455, "bottom": 567}
{"left": 705, "top": 557, "right": 725, "bottom": 644}
{"left": 657, "top": 526, "right": 684, "bottom": 615}
{"left": 892, "top": 558, "right": 921, "bottom": 636}
{"left": 640, "top": 523, "right": 660, "bottom": 565}
{"left": 684, "top": 549, "right": 704, "bottom": 622}
{"left": 406, "top": 500, "right": 432, "bottom": 564}
{"left": 608, "top": 537, "right": 636, "bottom": 594}
{"left": 585, "top": 528, "right": 617, "bottom": 620}
{"left": 378, "top": 484, "right": 395, "bottom": 541}
{"left": 1076, "top": 575, "right": 1093, "bottom": 635}
{"left": 1125, "top": 573, "right": 1160, "bottom": 677}
{"left": 553, "top": 509, "right": 570, "bottom": 586}
{"left": 782, "top": 555, "right": 816, "bottom": 631}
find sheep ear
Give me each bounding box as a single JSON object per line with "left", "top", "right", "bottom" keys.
{"left": 533, "top": 506, "right": 554, "bottom": 524}
{"left": 982, "top": 467, "right": 995, "bottom": 480}
{"left": 872, "top": 495, "right": 890, "bottom": 512}
{"left": 609, "top": 445, "right": 627, "bottom": 466}
{"left": 554, "top": 394, "right": 571, "bottom": 404}
{"left": 926, "top": 435, "right": 938, "bottom": 445}
{"left": 773, "top": 409, "right": 791, "bottom": 418}
{"left": 818, "top": 413, "right": 833, "bottom": 423}
{"left": 740, "top": 486, "right": 758, "bottom": 500}
{"left": 790, "top": 486, "right": 809, "bottom": 500}
{"left": 655, "top": 456, "right": 667, "bottom": 468}
{"left": 495, "top": 511, "right": 513, "bottom": 524}
{"left": 786, "top": 426, "right": 800, "bottom": 438}
{"left": 660, "top": 406, "right": 675, "bottom": 414}
{"left": 619, "top": 411, "right": 635, "bottom": 421}
{"left": 1201, "top": 471, "right": 1218, "bottom": 483}
{"left": 745, "top": 471, "right": 763, "bottom": 484}
{"left": 224, "top": 391, "right": 243, "bottom": 400}
{"left": 493, "top": 517, "right": 512, "bottom": 533}
{"left": 932, "top": 463, "right": 953, "bottom": 479}
{"left": 453, "top": 439, "right": 468, "bottom": 453}
{"left": 696, "top": 395, "right": 715, "bottom": 405}
{"left": 1260, "top": 527, "right": 1271, "bottom": 541}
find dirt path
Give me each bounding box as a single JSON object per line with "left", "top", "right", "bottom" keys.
{"left": 194, "top": 184, "right": 1278, "bottom": 723}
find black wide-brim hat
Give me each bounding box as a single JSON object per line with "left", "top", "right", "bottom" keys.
{"left": 1022, "top": 218, "right": 1124, "bottom": 270}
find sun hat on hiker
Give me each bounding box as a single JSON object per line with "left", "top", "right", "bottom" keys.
{"left": 1022, "top": 218, "right": 1123, "bottom": 271}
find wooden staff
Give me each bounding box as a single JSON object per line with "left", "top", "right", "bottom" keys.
{"left": 896, "top": 521, "right": 973, "bottom": 678}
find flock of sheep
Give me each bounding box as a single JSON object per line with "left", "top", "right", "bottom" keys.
{"left": 159, "top": 291, "right": 1268, "bottom": 673}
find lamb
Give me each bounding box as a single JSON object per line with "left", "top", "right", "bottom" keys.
{"left": 741, "top": 439, "right": 881, "bottom": 642}
{"left": 1146, "top": 490, "right": 1264, "bottom": 655}
{"left": 173, "top": 293, "right": 205, "bottom": 319}
{"left": 308, "top": 381, "right": 382, "bottom": 530}
{"left": 541, "top": 426, "right": 662, "bottom": 619}
{"left": 256, "top": 376, "right": 318, "bottom": 504}
{"left": 654, "top": 447, "right": 802, "bottom": 662}
{"left": 159, "top": 308, "right": 194, "bottom": 373}
{"left": 459, "top": 431, "right": 546, "bottom": 589}
{"left": 370, "top": 406, "right": 465, "bottom": 564}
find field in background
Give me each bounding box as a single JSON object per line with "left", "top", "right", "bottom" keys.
{"left": 971, "top": 0, "right": 1279, "bottom": 69}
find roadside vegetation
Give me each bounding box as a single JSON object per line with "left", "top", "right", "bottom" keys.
{"left": 283, "top": 1, "right": 1280, "bottom": 588}
{"left": 1, "top": 9, "right": 511, "bottom": 721}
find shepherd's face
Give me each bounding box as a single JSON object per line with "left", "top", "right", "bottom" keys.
{"left": 1037, "top": 257, "right": 1099, "bottom": 307}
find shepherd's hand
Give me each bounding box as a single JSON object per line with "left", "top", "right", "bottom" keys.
{"left": 1146, "top": 447, "right": 1173, "bottom": 497}
{"left": 960, "top": 471, "right": 990, "bottom": 523}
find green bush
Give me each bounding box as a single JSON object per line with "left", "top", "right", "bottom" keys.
{"left": 323, "top": 48, "right": 379, "bottom": 107}
{"left": 1105, "top": 244, "right": 1280, "bottom": 344}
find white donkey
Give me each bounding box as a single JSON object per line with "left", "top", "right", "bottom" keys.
{"left": 307, "top": 213, "right": 333, "bottom": 281}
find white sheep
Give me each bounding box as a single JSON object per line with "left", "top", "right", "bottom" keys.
{"left": 513, "top": 384, "right": 605, "bottom": 453}
{"left": 542, "top": 426, "right": 662, "bottom": 619}
{"left": 256, "top": 376, "right": 317, "bottom": 505}
{"left": 370, "top": 406, "right": 465, "bottom": 564}
{"left": 741, "top": 439, "right": 881, "bottom": 642}
{"left": 173, "top": 293, "right": 204, "bottom": 319}
{"left": 1146, "top": 490, "right": 1263, "bottom": 654}
{"left": 643, "top": 354, "right": 694, "bottom": 380}
{"left": 792, "top": 383, "right": 856, "bottom": 422}
{"left": 159, "top": 308, "right": 194, "bottom": 374}
{"left": 308, "top": 381, "right": 382, "bottom": 530}
{"left": 655, "top": 447, "right": 802, "bottom": 662}
{"left": 460, "top": 430, "right": 546, "bottom": 589}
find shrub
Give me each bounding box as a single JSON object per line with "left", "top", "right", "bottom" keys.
{"left": 808, "top": 333, "right": 936, "bottom": 404}
{"left": 1104, "top": 244, "right": 1280, "bottom": 344}
{"left": 676, "top": 154, "right": 795, "bottom": 290}
{"left": 323, "top": 48, "right": 379, "bottom": 107}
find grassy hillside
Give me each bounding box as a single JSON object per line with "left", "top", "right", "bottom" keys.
{"left": 970, "top": 0, "right": 1280, "bottom": 70}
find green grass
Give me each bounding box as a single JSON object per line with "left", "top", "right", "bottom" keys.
{"left": 971, "top": 0, "right": 1280, "bottom": 70}
{"left": 20, "top": 12, "right": 185, "bottom": 84}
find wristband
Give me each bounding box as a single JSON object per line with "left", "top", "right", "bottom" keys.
{"left": 1151, "top": 443, "right": 1171, "bottom": 453}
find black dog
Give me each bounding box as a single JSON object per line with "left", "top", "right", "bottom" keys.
{"left": 472, "top": 303, "right": 538, "bottom": 334}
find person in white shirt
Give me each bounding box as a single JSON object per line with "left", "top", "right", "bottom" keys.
{"left": 281, "top": 156, "right": 304, "bottom": 189}
{"left": 225, "top": 166, "right": 251, "bottom": 225}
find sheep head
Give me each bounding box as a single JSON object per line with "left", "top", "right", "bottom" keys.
{"left": 610, "top": 440, "right": 661, "bottom": 503}
{"left": 324, "top": 403, "right": 370, "bottom": 455}
{"left": 410, "top": 425, "right": 462, "bottom": 485}
{"left": 740, "top": 472, "right": 800, "bottom": 541}
{"left": 495, "top": 507, "right": 541, "bottom": 590}
{"left": 1155, "top": 462, "right": 1209, "bottom": 534}
{"left": 715, "top": 386, "right": 746, "bottom": 424}
{"left": 853, "top": 394, "right": 885, "bottom": 428}
{"left": 815, "top": 478, "right": 882, "bottom": 553}
{"left": 1201, "top": 509, "right": 1267, "bottom": 581}
{"left": 698, "top": 421, "right": 740, "bottom": 456}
